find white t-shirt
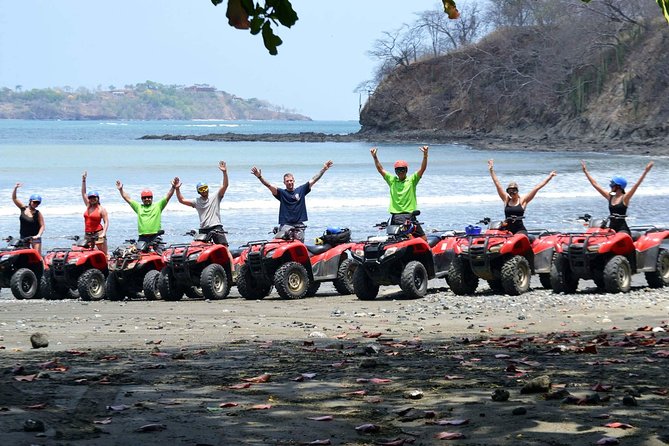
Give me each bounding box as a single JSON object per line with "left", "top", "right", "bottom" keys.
{"left": 194, "top": 195, "right": 222, "bottom": 229}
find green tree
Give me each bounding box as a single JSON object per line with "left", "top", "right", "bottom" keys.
{"left": 211, "top": 0, "right": 669, "bottom": 54}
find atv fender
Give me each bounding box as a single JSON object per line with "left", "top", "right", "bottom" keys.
{"left": 76, "top": 251, "right": 108, "bottom": 270}
{"left": 499, "top": 233, "right": 532, "bottom": 256}
{"left": 635, "top": 238, "right": 669, "bottom": 272}
{"left": 598, "top": 232, "right": 635, "bottom": 256}
{"left": 196, "top": 244, "right": 231, "bottom": 266}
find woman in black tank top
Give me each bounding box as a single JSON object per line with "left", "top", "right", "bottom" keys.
{"left": 12, "top": 183, "right": 45, "bottom": 255}
{"left": 488, "top": 160, "right": 557, "bottom": 235}
{"left": 581, "top": 160, "right": 654, "bottom": 234}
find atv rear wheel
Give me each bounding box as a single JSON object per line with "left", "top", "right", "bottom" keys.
{"left": 333, "top": 258, "right": 356, "bottom": 295}
{"left": 592, "top": 268, "right": 605, "bottom": 289}
{"left": 78, "top": 269, "right": 106, "bottom": 301}
{"left": 274, "top": 261, "right": 309, "bottom": 299}
{"left": 352, "top": 266, "right": 379, "bottom": 300}
{"left": 105, "top": 271, "right": 124, "bottom": 301}
{"left": 603, "top": 255, "right": 632, "bottom": 293}
{"left": 550, "top": 255, "right": 579, "bottom": 294}
{"left": 645, "top": 248, "right": 669, "bottom": 288}
{"left": 446, "top": 257, "right": 478, "bottom": 295}
{"left": 142, "top": 270, "right": 161, "bottom": 300}
{"left": 10, "top": 268, "right": 38, "bottom": 300}
{"left": 487, "top": 279, "right": 504, "bottom": 294}
{"left": 501, "top": 255, "right": 531, "bottom": 295}
{"left": 305, "top": 281, "right": 321, "bottom": 297}
{"left": 158, "top": 269, "right": 184, "bottom": 301}
{"left": 400, "top": 260, "right": 428, "bottom": 299}
{"left": 237, "top": 264, "right": 271, "bottom": 300}
{"left": 201, "top": 264, "right": 229, "bottom": 300}
{"left": 40, "top": 270, "right": 59, "bottom": 300}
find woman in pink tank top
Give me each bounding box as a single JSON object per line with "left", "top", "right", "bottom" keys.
{"left": 81, "top": 171, "right": 110, "bottom": 255}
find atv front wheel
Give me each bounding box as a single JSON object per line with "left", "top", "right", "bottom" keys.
{"left": 333, "top": 258, "right": 356, "bottom": 295}
{"left": 487, "top": 279, "right": 504, "bottom": 294}
{"left": 550, "top": 255, "right": 579, "bottom": 294}
{"left": 352, "top": 267, "right": 379, "bottom": 300}
{"left": 501, "top": 255, "right": 531, "bottom": 295}
{"left": 158, "top": 270, "right": 184, "bottom": 301}
{"left": 78, "top": 269, "right": 106, "bottom": 301}
{"left": 201, "top": 264, "right": 229, "bottom": 300}
{"left": 603, "top": 255, "right": 632, "bottom": 293}
{"left": 446, "top": 257, "right": 478, "bottom": 295}
{"left": 274, "top": 261, "right": 309, "bottom": 299}
{"left": 142, "top": 270, "right": 161, "bottom": 300}
{"left": 645, "top": 248, "right": 669, "bottom": 288}
{"left": 538, "top": 273, "right": 552, "bottom": 289}
{"left": 10, "top": 268, "right": 38, "bottom": 300}
{"left": 305, "top": 281, "right": 321, "bottom": 297}
{"left": 400, "top": 260, "right": 428, "bottom": 299}
{"left": 237, "top": 264, "right": 271, "bottom": 300}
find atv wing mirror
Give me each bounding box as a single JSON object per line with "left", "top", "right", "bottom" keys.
{"left": 157, "top": 230, "right": 165, "bottom": 236}
{"left": 411, "top": 210, "right": 421, "bottom": 217}
{"left": 183, "top": 230, "right": 196, "bottom": 237}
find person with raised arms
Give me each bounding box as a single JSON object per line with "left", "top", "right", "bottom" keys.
{"left": 581, "top": 160, "right": 654, "bottom": 234}
{"left": 488, "top": 159, "right": 557, "bottom": 235}
{"left": 250, "top": 160, "right": 333, "bottom": 242}
{"left": 81, "top": 171, "right": 109, "bottom": 255}
{"left": 116, "top": 177, "right": 177, "bottom": 243}
{"left": 12, "top": 183, "right": 45, "bottom": 255}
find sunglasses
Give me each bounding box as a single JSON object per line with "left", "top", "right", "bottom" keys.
{"left": 197, "top": 186, "right": 209, "bottom": 193}
{"left": 395, "top": 168, "right": 408, "bottom": 173}
{"left": 609, "top": 183, "right": 618, "bottom": 189}
{"left": 142, "top": 196, "right": 153, "bottom": 200}
{"left": 506, "top": 188, "right": 518, "bottom": 194}
{"left": 30, "top": 200, "right": 41, "bottom": 205}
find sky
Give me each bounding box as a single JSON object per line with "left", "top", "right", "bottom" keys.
{"left": 0, "top": 1, "right": 444, "bottom": 121}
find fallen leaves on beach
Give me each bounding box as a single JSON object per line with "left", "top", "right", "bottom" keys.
{"left": 242, "top": 373, "right": 271, "bottom": 383}
{"left": 298, "top": 440, "right": 331, "bottom": 445}
{"left": 376, "top": 438, "right": 415, "bottom": 445}
{"left": 136, "top": 423, "right": 167, "bottom": 432}
{"left": 93, "top": 417, "right": 112, "bottom": 425}
{"left": 250, "top": 404, "right": 272, "bottom": 410}
{"left": 596, "top": 437, "right": 620, "bottom": 445}
{"left": 229, "top": 383, "right": 252, "bottom": 389}
{"left": 604, "top": 422, "right": 634, "bottom": 429}
{"left": 306, "top": 415, "right": 333, "bottom": 421}
{"left": 14, "top": 374, "right": 37, "bottom": 382}
{"left": 106, "top": 404, "right": 130, "bottom": 411}
{"left": 355, "top": 423, "right": 380, "bottom": 433}
{"left": 357, "top": 377, "right": 392, "bottom": 384}
{"left": 434, "top": 431, "right": 465, "bottom": 440}
{"left": 25, "top": 403, "right": 47, "bottom": 410}
{"left": 343, "top": 390, "right": 367, "bottom": 397}
{"left": 219, "top": 402, "right": 239, "bottom": 408}
{"left": 430, "top": 418, "right": 469, "bottom": 426}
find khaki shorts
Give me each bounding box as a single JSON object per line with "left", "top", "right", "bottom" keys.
{"left": 86, "top": 230, "right": 106, "bottom": 245}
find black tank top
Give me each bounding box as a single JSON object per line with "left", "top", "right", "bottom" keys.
{"left": 504, "top": 201, "right": 526, "bottom": 234}
{"left": 608, "top": 196, "right": 630, "bottom": 233}
{"left": 19, "top": 207, "right": 41, "bottom": 238}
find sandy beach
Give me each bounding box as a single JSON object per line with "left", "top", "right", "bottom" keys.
{"left": 1, "top": 276, "right": 668, "bottom": 445}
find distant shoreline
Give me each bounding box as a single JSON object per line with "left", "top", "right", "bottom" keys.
{"left": 140, "top": 130, "right": 669, "bottom": 157}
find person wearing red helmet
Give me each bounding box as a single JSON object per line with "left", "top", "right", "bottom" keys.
{"left": 116, "top": 177, "right": 178, "bottom": 242}
{"left": 81, "top": 171, "right": 110, "bottom": 255}
{"left": 370, "top": 145, "right": 429, "bottom": 239}
{"left": 12, "top": 183, "right": 45, "bottom": 255}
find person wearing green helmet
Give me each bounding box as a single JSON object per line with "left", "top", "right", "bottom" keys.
{"left": 581, "top": 160, "right": 654, "bottom": 234}
{"left": 12, "top": 183, "right": 45, "bottom": 255}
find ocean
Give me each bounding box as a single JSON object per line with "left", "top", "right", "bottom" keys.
{"left": 1, "top": 119, "right": 668, "bottom": 253}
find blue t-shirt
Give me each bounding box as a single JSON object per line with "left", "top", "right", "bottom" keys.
{"left": 275, "top": 183, "right": 311, "bottom": 224}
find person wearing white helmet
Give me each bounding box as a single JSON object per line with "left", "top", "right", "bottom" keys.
{"left": 370, "top": 145, "right": 429, "bottom": 239}
{"left": 581, "top": 160, "right": 654, "bottom": 234}
{"left": 81, "top": 171, "right": 110, "bottom": 255}
{"left": 12, "top": 183, "right": 45, "bottom": 255}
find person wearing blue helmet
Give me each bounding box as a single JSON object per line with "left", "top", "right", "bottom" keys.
{"left": 81, "top": 171, "right": 110, "bottom": 255}
{"left": 581, "top": 160, "right": 654, "bottom": 234}
{"left": 12, "top": 183, "right": 45, "bottom": 255}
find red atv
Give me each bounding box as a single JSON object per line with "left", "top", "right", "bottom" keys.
{"left": 551, "top": 214, "right": 669, "bottom": 293}
{"left": 106, "top": 231, "right": 166, "bottom": 301}
{"left": 550, "top": 214, "right": 635, "bottom": 293}
{"left": 444, "top": 217, "right": 534, "bottom": 296}
{"left": 158, "top": 229, "right": 233, "bottom": 301}
{"left": 42, "top": 235, "right": 108, "bottom": 300}
{"left": 303, "top": 227, "right": 358, "bottom": 297}
{"left": 351, "top": 211, "right": 450, "bottom": 300}
{"left": 236, "top": 225, "right": 313, "bottom": 300}
{"left": 0, "top": 236, "right": 44, "bottom": 299}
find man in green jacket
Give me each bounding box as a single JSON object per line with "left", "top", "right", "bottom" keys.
{"left": 116, "top": 178, "right": 177, "bottom": 243}
{"left": 370, "top": 146, "right": 429, "bottom": 239}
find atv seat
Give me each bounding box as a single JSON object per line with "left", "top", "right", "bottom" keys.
{"left": 230, "top": 248, "right": 244, "bottom": 258}
{"left": 630, "top": 231, "right": 644, "bottom": 241}
{"left": 426, "top": 235, "right": 442, "bottom": 248}
{"left": 306, "top": 244, "right": 332, "bottom": 255}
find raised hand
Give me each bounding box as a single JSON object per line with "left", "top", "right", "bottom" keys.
{"left": 219, "top": 161, "right": 227, "bottom": 172}
{"left": 419, "top": 145, "right": 429, "bottom": 154}
{"left": 488, "top": 159, "right": 494, "bottom": 171}
{"left": 370, "top": 147, "right": 378, "bottom": 157}
{"left": 251, "top": 166, "right": 262, "bottom": 178}
{"left": 116, "top": 180, "right": 123, "bottom": 190}
{"left": 323, "top": 160, "right": 333, "bottom": 170}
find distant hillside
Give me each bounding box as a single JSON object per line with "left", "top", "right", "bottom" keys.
{"left": 360, "top": 17, "right": 669, "bottom": 147}
{"left": 0, "top": 81, "right": 310, "bottom": 121}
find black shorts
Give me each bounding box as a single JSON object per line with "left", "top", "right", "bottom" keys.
{"left": 200, "top": 225, "right": 228, "bottom": 245}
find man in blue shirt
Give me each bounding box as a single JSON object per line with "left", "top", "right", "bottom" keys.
{"left": 251, "top": 160, "right": 333, "bottom": 242}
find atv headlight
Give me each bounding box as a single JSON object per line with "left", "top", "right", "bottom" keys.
{"left": 383, "top": 247, "right": 398, "bottom": 258}
{"left": 460, "top": 245, "right": 469, "bottom": 253}
{"left": 68, "top": 258, "right": 79, "bottom": 264}
{"left": 0, "top": 254, "right": 9, "bottom": 262}
{"left": 488, "top": 244, "right": 502, "bottom": 253}
{"left": 587, "top": 244, "right": 601, "bottom": 252}
{"left": 188, "top": 253, "right": 199, "bottom": 261}
{"left": 265, "top": 249, "right": 276, "bottom": 258}
{"left": 354, "top": 248, "right": 364, "bottom": 257}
